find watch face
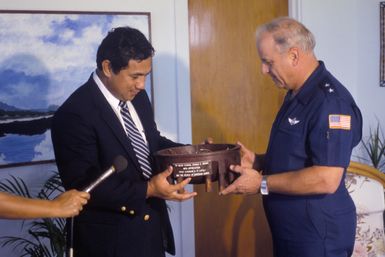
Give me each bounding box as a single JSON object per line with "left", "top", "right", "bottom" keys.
{"left": 260, "top": 176, "right": 269, "bottom": 195}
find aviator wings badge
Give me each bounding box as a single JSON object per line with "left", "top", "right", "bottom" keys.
{"left": 288, "top": 117, "right": 300, "bottom": 125}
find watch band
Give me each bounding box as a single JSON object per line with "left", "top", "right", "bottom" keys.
{"left": 260, "top": 175, "right": 269, "bottom": 195}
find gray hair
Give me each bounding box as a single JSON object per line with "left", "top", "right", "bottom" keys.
{"left": 256, "top": 17, "right": 316, "bottom": 53}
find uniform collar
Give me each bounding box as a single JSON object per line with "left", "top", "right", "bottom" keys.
{"left": 290, "top": 61, "right": 326, "bottom": 105}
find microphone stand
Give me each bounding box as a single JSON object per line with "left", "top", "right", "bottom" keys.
{"left": 68, "top": 217, "right": 74, "bottom": 257}
{"left": 66, "top": 155, "right": 127, "bottom": 257}
{"left": 67, "top": 167, "right": 116, "bottom": 257}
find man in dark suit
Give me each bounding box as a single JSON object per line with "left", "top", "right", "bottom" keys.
{"left": 51, "top": 26, "right": 196, "bottom": 257}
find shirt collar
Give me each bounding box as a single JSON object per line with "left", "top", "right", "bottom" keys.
{"left": 291, "top": 61, "right": 326, "bottom": 105}
{"left": 93, "top": 70, "right": 120, "bottom": 110}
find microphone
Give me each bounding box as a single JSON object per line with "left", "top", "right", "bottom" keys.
{"left": 83, "top": 155, "right": 128, "bottom": 193}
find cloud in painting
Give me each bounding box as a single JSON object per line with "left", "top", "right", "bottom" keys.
{"left": 0, "top": 55, "right": 50, "bottom": 110}
{"left": 32, "top": 130, "right": 55, "bottom": 161}
{"left": 0, "top": 13, "right": 150, "bottom": 108}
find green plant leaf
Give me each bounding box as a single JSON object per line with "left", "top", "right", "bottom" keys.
{"left": 0, "top": 171, "right": 66, "bottom": 257}
{"left": 360, "top": 122, "right": 385, "bottom": 171}
{"left": 0, "top": 176, "right": 32, "bottom": 198}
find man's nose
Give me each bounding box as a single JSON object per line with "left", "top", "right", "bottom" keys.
{"left": 136, "top": 76, "right": 146, "bottom": 89}
{"left": 261, "top": 63, "right": 269, "bottom": 74}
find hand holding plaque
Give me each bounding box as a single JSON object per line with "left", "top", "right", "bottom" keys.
{"left": 154, "top": 144, "right": 241, "bottom": 192}
{"left": 146, "top": 166, "right": 197, "bottom": 201}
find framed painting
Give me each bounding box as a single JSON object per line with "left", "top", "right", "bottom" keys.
{"left": 0, "top": 11, "right": 152, "bottom": 167}
{"left": 381, "top": 2, "right": 385, "bottom": 87}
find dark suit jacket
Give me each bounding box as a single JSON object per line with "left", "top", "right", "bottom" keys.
{"left": 51, "top": 75, "right": 181, "bottom": 257}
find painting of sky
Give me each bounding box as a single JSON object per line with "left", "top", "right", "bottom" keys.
{"left": 0, "top": 12, "right": 150, "bottom": 166}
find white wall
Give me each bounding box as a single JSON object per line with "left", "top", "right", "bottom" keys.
{"left": 290, "top": 0, "right": 385, "bottom": 161}
{"left": 0, "top": 1, "right": 194, "bottom": 257}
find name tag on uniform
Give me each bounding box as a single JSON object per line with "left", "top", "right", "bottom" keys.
{"left": 329, "top": 114, "right": 351, "bottom": 130}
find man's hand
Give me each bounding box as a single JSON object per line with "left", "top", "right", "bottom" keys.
{"left": 219, "top": 165, "right": 262, "bottom": 195}
{"left": 237, "top": 141, "right": 255, "bottom": 168}
{"left": 147, "top": 166, "right": 197, "bottom": 201}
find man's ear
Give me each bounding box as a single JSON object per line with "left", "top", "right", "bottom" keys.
{"left": 101, "top": 60, "right": 113, "bottom": 77}
{"left": 288, "top": 47, "right": 299, "bottom": 66}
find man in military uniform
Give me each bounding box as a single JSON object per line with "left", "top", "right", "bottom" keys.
{"left": 221, "top": 17, "right": 362, "bottom": 257}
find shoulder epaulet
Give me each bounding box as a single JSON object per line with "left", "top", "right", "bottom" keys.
{"left": 319, "top": 82, "right": 338, "bottom": 98}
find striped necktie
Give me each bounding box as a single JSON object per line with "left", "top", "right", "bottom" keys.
{"left": 119, "top": 101, "right": 152, "bottom": 179}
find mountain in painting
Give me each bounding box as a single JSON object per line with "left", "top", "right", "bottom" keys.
{"left": 0, "top": 101, "right": 20, "bottom": 112}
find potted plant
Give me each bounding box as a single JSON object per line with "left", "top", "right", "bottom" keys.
{"left": 359, "top": 122, "right": 385, "bottom": 172}
{"left": 0, "top": 172, "right": 66, "bottom": 257}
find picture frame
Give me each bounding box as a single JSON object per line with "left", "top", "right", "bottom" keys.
{"left": 381, "top": 2, "right": 385, "bottom": 87}
{"left": 0, "top": 10, "right": 152, "bottom": 167}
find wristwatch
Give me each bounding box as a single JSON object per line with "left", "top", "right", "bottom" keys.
{"left": 260, "top": 175, "right": 269, "bottom": 195}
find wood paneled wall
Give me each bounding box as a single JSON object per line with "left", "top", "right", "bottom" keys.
{"left": 188, "top": 1, "right": 288, "bottom": 256}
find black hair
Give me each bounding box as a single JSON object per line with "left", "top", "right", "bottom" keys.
{"left": 96, "top": 26, "right": 154, "bottom": 73}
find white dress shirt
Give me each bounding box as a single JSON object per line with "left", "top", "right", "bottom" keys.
{"left": 92, "top": 71, "right": 149, "bottom": 145}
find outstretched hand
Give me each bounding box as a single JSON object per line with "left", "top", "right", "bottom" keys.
{"left": 53, "top": 189, "right": 90, "bottom": 218}
{"left": 147, "top": 166, "right": 197, "bottom": 201}
{"left": 219, "top": 165, "right": 262, "bottom": 195}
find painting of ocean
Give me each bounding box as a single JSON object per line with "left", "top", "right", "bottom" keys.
{"left": 0, "top": 11, "right": 151, "bottom": 166}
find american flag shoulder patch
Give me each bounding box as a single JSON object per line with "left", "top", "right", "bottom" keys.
{"left": 328, "top": 114, "right": 351, "bottom": 130}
